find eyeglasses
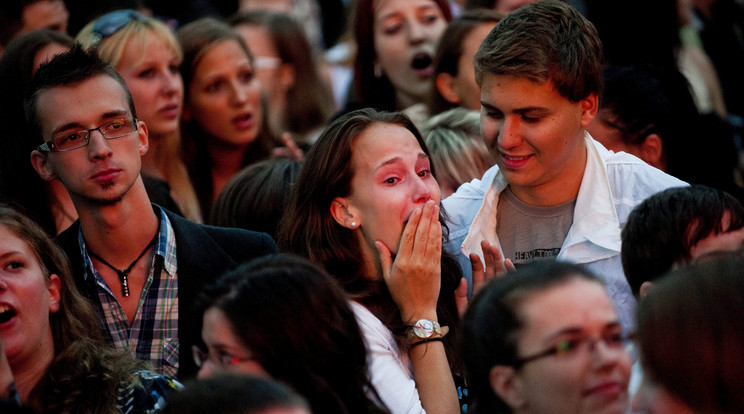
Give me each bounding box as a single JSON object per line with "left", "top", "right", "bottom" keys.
{"left": 37, "top": 117, "right": 138, "bottom": 152}
{"left": 192, "top": 345, "right": 255, "bottom": 369}
{"left": 514, "top": 331, "right": 635, "bottom": 368}
{"left": 90, "top": 9, "right": 146, "bottom": 45}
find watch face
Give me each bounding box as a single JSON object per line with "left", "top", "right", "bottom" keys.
{"left": 413, "top": 319, "right": 434, "bottom": 338}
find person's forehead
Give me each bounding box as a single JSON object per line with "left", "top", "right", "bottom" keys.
{"left": 36, "top": 74, "right": 131, "bottom": 130}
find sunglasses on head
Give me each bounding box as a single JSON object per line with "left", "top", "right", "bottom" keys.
{"left": 90, "top": 9, "right": 146, "bottom": 45}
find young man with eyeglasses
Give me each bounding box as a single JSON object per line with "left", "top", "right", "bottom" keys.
{"left": 27, "top": 45, "right": 276, "bottom": 380}
{"left": 442, "top": 1, "right": 686, "bottom": 333}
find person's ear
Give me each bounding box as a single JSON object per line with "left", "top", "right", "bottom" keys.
{"left": 639, "top": 281, "right": 654, "bottom": 298}
{"left": 330, "top": 197, "right": 360, "bottom": 230}
{"left": 436, "top": 73, "right": 461, "bottom": 105}
{"left": 489, "top": 365, "right": 527, "bottom": 410}
{"left": 137, "top": 120, "right": 149, "bottom": 157}
{"left": 30, "top": 150, "right": 56, "bottom": 181}
{"left": 47, "top": 274, "right": 61, "bottom": 314}
{"left": 579, "top": 93, "right": 599, "bottom": 127}
{"left": 278, "top": 63, "right": 296, "bottom": 92}
{"left": 639, "top": 133, "right": 665, "bottom": 170}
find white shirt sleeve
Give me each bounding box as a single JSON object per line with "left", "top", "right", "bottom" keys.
{"left": 350, "top": 301, "right": 426, "bottom": 414}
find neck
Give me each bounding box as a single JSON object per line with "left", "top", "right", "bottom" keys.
{"left": 395, "top": 88, "right": 423, "bottom": 111}
{"left": 207, "top": 142, "right": 248, "bottom": 202}
{"left": 75, "top": 180, "right": 159, "bottom": 261}
{"left": 10, "top": 331, "right": 55, "bottom": 404}
{"left": 47, "top": 180, "right": 78, "bottom": 234}
{"left": 140, "top": 132, "right": 165, "bottom": 180}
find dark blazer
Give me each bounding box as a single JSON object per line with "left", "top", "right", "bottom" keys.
{"left": 56, "top": 207, "right": 276, "bottom": 379}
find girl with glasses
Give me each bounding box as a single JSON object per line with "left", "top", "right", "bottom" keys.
{"left": 461, "top": 260, "right": 632, "bottom": 414}
{"left": 194, "top": 254, "right": 390, "bottom": 414}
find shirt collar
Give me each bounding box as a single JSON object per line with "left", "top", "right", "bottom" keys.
{"left": 79, "top": 205, "right": 177, "bottom": 281}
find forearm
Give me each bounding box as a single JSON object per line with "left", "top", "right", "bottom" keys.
{"left": 409, "top": 339, "right": 459, "bottom": 414}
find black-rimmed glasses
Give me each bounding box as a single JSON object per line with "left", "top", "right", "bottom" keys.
{"left": 514, "top": 331, "right": 635, "bottom": 368}
{"left": 37, "top": 117, "right": 138, "bottom": 152}
{"left": 192, "top": 345, "right": 255, "bottom": 369}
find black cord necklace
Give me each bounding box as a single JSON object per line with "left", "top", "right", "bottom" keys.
{"left": 88, "top": 232, "right": 158, "bottom": 297}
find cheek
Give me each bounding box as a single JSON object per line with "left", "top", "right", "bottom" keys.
{"left": 375, "top": 36, "right": 405, "bottom": 70}
{"left": 233, "top": 360, "right": 270, "bottom": 378}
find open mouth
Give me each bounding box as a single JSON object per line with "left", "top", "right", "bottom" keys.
{"left": 411, "top": 52, "right": 433, "bottom": 74}
{"left": 0, "top": 305, "right": 16, "bottom": 324}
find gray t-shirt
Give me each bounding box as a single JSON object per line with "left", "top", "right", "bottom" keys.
{"left": 496, "top": 187, "right": 576, "bottom": 266}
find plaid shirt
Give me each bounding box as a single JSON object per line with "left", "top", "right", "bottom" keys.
{"left": 79, "top": 206, "right": 179, "bottom": 377}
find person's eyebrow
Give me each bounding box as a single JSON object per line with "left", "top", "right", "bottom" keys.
{"left": 49, "top": 110, "right": 131, "bottom": 137}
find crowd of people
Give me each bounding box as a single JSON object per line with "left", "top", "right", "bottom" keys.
{"left": 1, "top": 0, "right": 744, "bottom": 413}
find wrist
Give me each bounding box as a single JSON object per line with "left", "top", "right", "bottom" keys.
{"left": 406, "top": 318, "right": 449, "bottom": 344}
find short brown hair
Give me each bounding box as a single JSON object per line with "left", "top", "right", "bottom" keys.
{"left": 473, "top": 0, "right": 603, "bottom": 102}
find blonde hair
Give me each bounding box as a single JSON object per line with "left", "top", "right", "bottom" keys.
{"left": 421, "top": 108, "right": 494, "bottom": 192}
{"left": 77, "top": 13, "right": 202, "bottom": 222}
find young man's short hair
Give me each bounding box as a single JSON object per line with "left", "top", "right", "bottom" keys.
{"left": 24, "top": 44, "right": 137, "bottom": 145}
{"left": 621, "top": 185, "right": 744, "bottom": 297}
{"left": 473, "top": 0, "right": 603, "bottom": 102}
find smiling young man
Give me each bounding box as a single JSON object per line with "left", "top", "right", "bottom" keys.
{"left": 26, "top": 46, "right": 276, "bottom": 379}
{"left": 442, "top": 0, "right": 685, "bottom": 331}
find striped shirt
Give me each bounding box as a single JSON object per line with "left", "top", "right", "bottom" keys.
{"left": 79, "top": 206, "right": 179, "bottom": 377}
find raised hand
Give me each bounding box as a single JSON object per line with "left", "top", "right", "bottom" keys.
{"left": 271, "top": 132, "right": 305, "bottom": 161}
{"left": 455, "top": 240, "right": 515, "bottom": 317}
{"left": 376, "top": 200, "right": 441, "bottom": 324}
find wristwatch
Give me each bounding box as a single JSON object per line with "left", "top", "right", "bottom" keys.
{"left": 407, "top": 319, "right": 447, "bottom": 340}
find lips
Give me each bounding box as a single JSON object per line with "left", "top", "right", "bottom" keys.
{"left": 159, "top": 102, "right": 180, "bottom": 118}
{"left": 411, "top": 52, "right": 433, "bottom": 76}
{"left": 232, "top": 112, "right": 254, "bottom": 131}
{"left": 583, "top": 381, "right": 625, "bottom": 398}
{"left": 92, "top": 168, "right": 121, "bottom": 182}
{"left": 499, "top": 152, "right": 532, "bottom": 169}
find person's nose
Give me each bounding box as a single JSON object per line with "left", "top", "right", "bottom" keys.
{"left": 412, "top": 175, "right": 432, "bottom": 203}
{"left": 230, "top": 80, "right": 249, "bottom": 106}
{"left": 497, "top": 116, "right": 522, "bottom": 150}
{"left": 590, "top": 336, "right": 628, "bottom": 371}
{"left": 407, "top": 21, "right": 426, "bottom": 45}
{"left": 162, "top": 70, "right": 182, "bottom": 96}
{"left": 87, "top": 129, "right": 113, "bottom": 161}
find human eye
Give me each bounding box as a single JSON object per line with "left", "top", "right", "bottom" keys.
{"left": 4, "top": 260, "right": 24, "bottom": 271}
{"left": 54, "top": 131, "right": 85, "bottom": 148}
{"left": 205, "top": 80, "right": 223, "bottom": 93}
{"left": 217, "top": 351, "right": 239, "bottom": 366}
{"left": 421, "top": 11, "right": 441, "bottom": 25}
{"left": 239, "top": 69, "right": 255, "bottom": 83}
{"left": 137, "top": 68, "right": 155, "bottom": 78}
{"left": 603, "top": 330, "right": 627, "bottom": 348}
{"left": 482, "top": 107, "right": 503, "bottom": 120}
{"left": 522, "top": 115, "right": 542, "bottom": 124}
{"left": 103, "top": 119, "right": 128, "bottom": 133}
{"left": 553, "top": 338, "right": 582, "bottom": 356}
{"left": 380, "top": 17, "right": 403, "bottom": 35}
{"left": 417, "top": 168, "right": 431, "bottom": 178}
{"left": 383, "top": 176, "right": 401, "bottom": 185}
